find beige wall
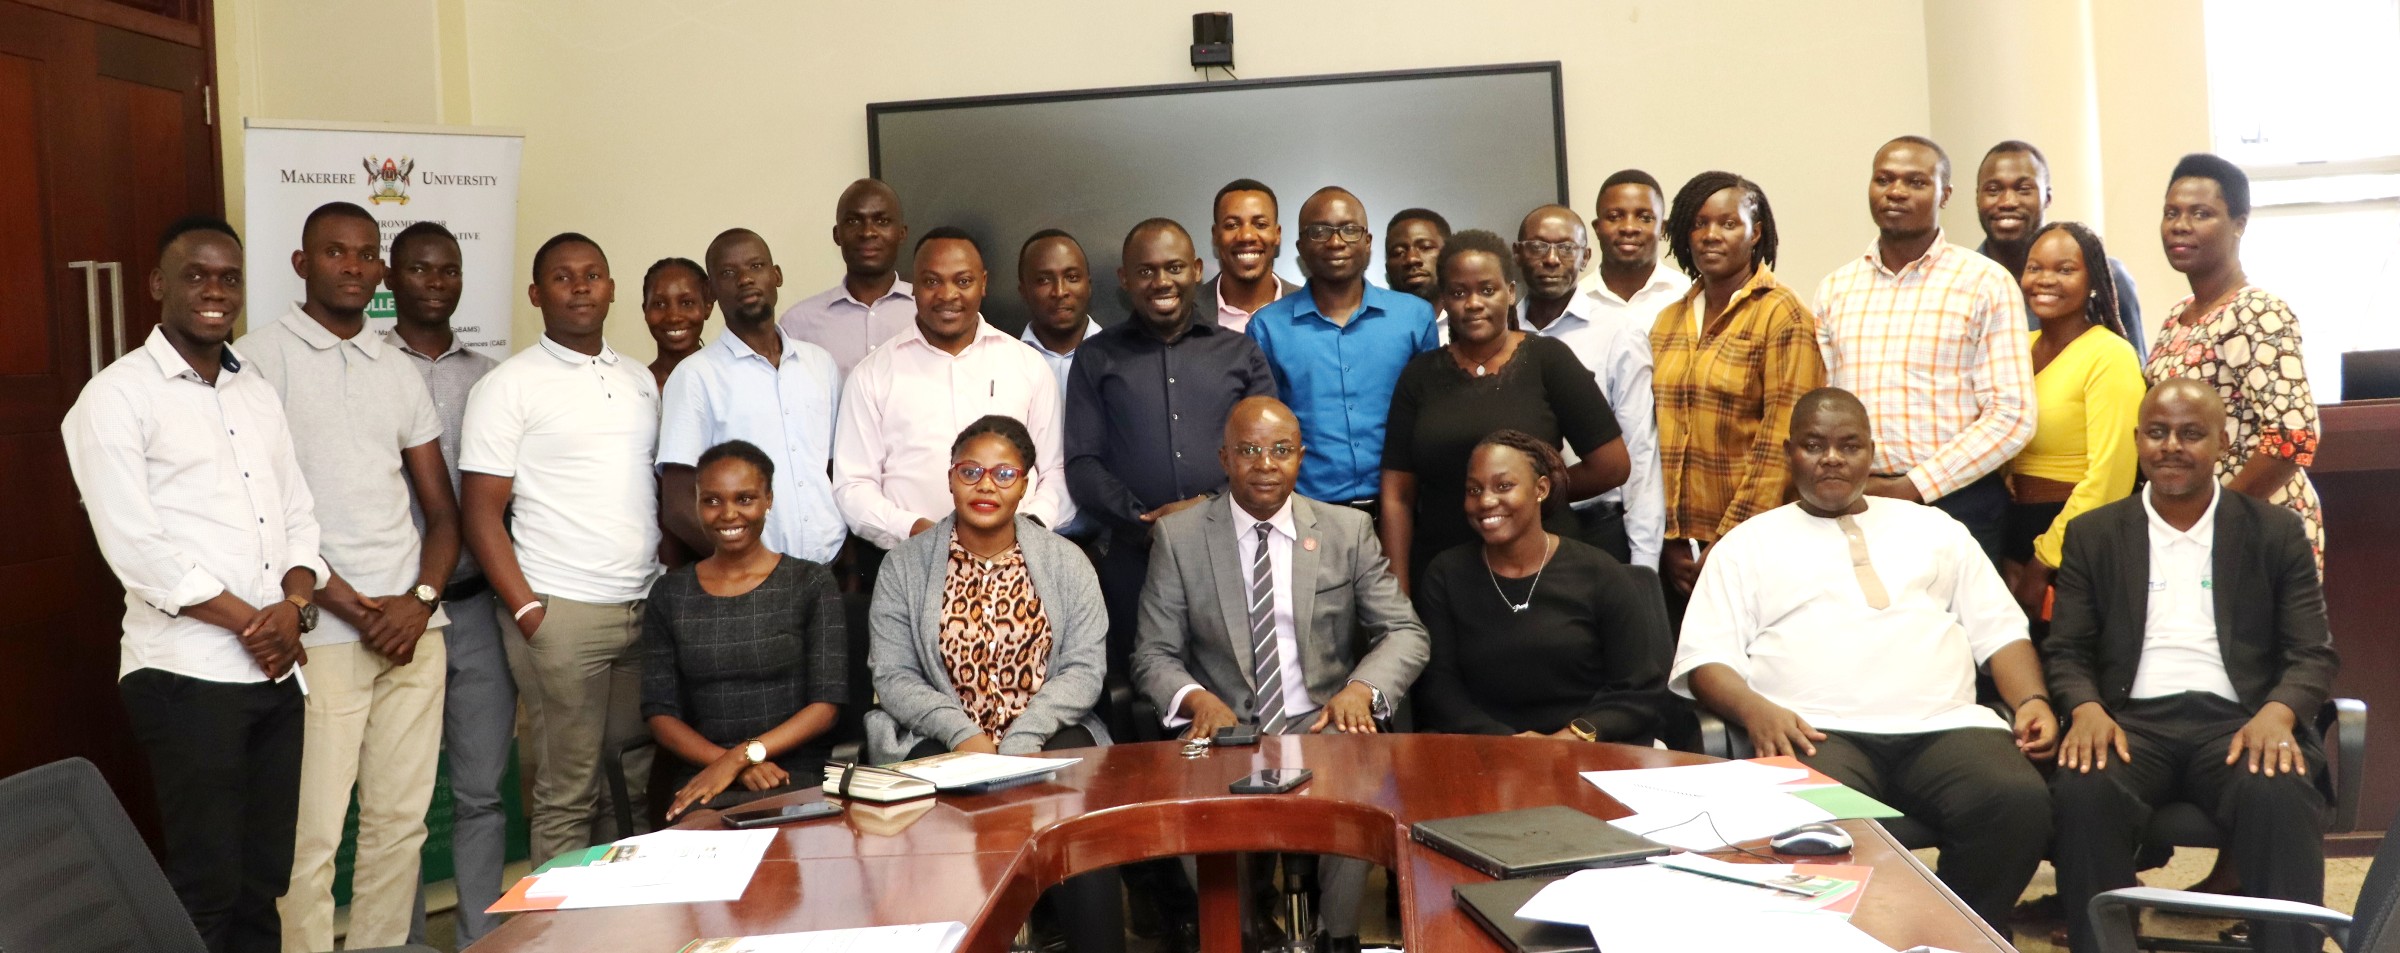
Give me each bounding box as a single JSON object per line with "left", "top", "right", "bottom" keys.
{"left": 214, "top": 0, "right": 2203, "bottom": 359}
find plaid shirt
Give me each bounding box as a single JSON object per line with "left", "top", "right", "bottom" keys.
{"left": 1813, "top": 234, "right": 2035, "bottom": 500}
{"left": 1650, "top": 265, "right": 1826, "bottom": 542}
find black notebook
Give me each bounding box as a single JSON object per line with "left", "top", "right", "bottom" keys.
{"left": 1452, "top": 876, "right": 1596, "bottom": 953}
{"left": 1410, "top": 805, "right": 1669, "bottom": 879}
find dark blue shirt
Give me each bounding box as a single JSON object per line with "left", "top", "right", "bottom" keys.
{"left": 1065, "top": 318, "right": 1277, "bottom": 536}
{"left": 1245, "top": 283, "right": 1440, "bottom": 501}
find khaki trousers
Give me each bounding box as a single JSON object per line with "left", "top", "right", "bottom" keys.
{"left": 279, "top": 633, "right": 447, "bottom": 952}
{"left": 499, "top": 594, "right": 649, "bottom": 864}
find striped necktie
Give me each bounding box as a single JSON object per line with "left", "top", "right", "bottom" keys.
{"left": 1248, "top": 521, "right": 1289, "bottom": 734}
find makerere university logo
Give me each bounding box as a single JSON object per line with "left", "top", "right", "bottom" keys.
{"left": 364, "top": 156, "right": 415, "bottom": 205}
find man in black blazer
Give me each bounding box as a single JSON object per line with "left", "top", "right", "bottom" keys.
{"left": 2046, "top": 379, "right": 2339, "bottom": 953}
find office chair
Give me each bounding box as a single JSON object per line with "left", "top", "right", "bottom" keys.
{"left": 2091, "top": 795, "right": 2400, "bottom": 953}
{"left": 0, "top": 757, "right": 437, "bottom": 953}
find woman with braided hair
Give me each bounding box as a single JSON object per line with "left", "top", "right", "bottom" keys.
{"left": 1410, "top": 430, "right": 1684, "bottom": 742}
{"left": 642, "top": 256, "right": 710, "bottom": 390}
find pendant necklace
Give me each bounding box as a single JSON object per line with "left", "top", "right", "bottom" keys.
{"left": 1484, "top": 533, "right": 1558, "bottom": 613}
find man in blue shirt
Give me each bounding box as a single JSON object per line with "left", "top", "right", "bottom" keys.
{"left": 1246, "top": 187, "right": 1440, "bottom": 516}
{"left": 658, "top": 228, "right": 846, "bottom": 564}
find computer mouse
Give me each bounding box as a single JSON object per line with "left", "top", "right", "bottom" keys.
{"left": 1769, "top": 822, "right": 1854, "bottom": 855}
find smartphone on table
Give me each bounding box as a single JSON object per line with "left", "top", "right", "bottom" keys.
{"left": 1229, "top": 768, "right": 1313, "bottom": 794}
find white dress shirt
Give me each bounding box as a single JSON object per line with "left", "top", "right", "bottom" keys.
{"left": 458, "top": 335, "right": 661, "bottom": 604}
{"left": 2133, "top": 484, "right": 2240, "bottom": 701}
{"left": 238, "top": 306, "right": 449, "bottom": 646}
{"left": 1575, "top": 261, "right": 1692, "bottom": 326}
{"left": 1020, "top": 316, "right": 1104, "bottom": 396}
{"left": 776, "top": 278, "right": 916, "bottom": 378}
{"left": 63, "top": 327, "right": 330, "bottom": 682}
{"left": 658, "top": 327, "right": 846, "bottom": 563}
{"left": 1165, "top": 496, "right": 1317, "bottom": 726}
{"left": 1526, "top": 291, "right": 1668, "bottom": 569}
{"left": 1671, "top": 497, "right": 2028, "bottom": 734}
{"left": 832, "top": 316, "right": 1073, "bottom": 550}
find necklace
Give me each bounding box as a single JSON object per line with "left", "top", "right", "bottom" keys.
{"left": 1451, "top": 339, "right": 1508, "bottom": 378}
{"left": 1483, "top": 533, "right": 1558, "bottom": 613}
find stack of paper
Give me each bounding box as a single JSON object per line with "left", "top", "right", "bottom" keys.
{"left": 1515, "top": 864, "right": 1893, "bottom": 952}
{"left": 678, "top": 922, "right": 967, "bottom": 953}
{"left": 1581, "top": 758, "right": 1900, "bottom": 851}
{"left": 487, "top": 828, "right": 776, "bottom": 913}
{"left": 824, "top": 752, "right": 1080, "bottom": 802}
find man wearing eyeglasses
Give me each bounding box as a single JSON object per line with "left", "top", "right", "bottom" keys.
{"left": 1515, "top": 203, "right": 1666, "bottom": 571}
{"left": 1245, "top": 187, "right": 1441, "bottom": 526}
{"left": 1132, "top": 394, "right": 1429, "bottom": 953}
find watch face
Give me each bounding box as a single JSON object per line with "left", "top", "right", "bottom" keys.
{"left": 414, "top": 584, "right": 440, "bottom": 605}
{"left": 297, "top": 602, "right": 319, "bottom": 633}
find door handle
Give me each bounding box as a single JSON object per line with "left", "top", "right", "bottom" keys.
{"left": 99, "top": 261, "right": 127, "bottom": 361}
{"left": 70, "top": 260, "right": 102, "bottom": 375}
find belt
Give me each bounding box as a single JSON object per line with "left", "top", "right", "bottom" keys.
{"left": 442, "top": 575, "right": 490, "bottom": 603}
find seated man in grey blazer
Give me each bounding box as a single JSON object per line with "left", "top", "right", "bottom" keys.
{"left": 2046, "top": 379, "right": 2339, "bottom": 953}
{"left": 1133, "top": 395, "right": 1430, "bottom": 953}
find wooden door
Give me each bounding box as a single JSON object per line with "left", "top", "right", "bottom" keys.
{"left": 0, "top": 0, "right": 219, "bottom": 838}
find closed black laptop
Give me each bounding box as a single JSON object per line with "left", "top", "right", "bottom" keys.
{"left": 1410, "top": 805, "right": 1669, "bottom": 879}
{"left": 1452, "top": 875, "right": 1596, "bottom": 953}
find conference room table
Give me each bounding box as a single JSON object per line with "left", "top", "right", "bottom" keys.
{"left": 470, "top": 734, "right": 2015, "bottom": 952}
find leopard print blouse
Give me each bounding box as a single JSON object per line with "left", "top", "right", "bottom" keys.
{"left": 939, "top": 539, "right": 1054, "bottom": 737}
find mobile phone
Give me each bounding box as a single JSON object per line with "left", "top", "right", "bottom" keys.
{"left": 1212, "top": 725, "right": 1259, "bottom": 746}
{"left": 722, "top": 800, "right": 842, "bottom": 828}
{"left": 1229, "top": 768, "right": 1313, "bottom": 794}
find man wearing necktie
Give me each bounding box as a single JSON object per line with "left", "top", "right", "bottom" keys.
{"left": 1669, "top": 387, "right": 2058, "bottom": 934}
{"left": 1133, "top": 395, "right": 1429, "bottom": 953}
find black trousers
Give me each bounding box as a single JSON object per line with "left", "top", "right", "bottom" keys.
{"left": 119, "top": 668, "right": 305, "bottom": 953}
{"left": 1799, "top": 727, "right": 2050, "bottom": 931}
{"left": 1094, "top": 530, "right": 1151, "bottom": 709}
{"left": 1573, "top": 502, "right": 1634, "bottom": 565}
{"left": 2051, "top": 693, "right": 2328, "bottom": 953}
{"left": 908, "top": 726, "right": 1126, "bottom": 953}
{"left": 1925, "top": 472, "right": 2010, "bottom": 570}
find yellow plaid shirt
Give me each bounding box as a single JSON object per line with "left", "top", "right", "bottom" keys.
{"left": 1650, "top": 265, "right": 1826, "bottom": 543}
{"left": 1812, "top": 234, "right": 2035, "bottom": 500}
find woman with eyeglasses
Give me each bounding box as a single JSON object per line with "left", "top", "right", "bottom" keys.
{"left": 1379, "top": 229, "right": 1629, "bottom": 593}
{"left": 862, "top": 414, "right": 1119, "bottom": 951}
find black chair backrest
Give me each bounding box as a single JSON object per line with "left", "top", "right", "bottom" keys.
{"left": 836, "top": 591, "right": 876, "bottom": 743}
{"left": 0, "top": 757, "right": 207, "bottom": 953}
{"left": 1622, "top": 563, "right": 1701, "bottom": 750}
{"left": 2349, "top": 803, "right": 2400, "bottom": 952}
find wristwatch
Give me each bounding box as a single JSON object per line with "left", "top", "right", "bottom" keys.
{"left": 740, "top": 739, "right": 768, "bottom": 765}
{"left": 411, "top": 583, "right": 441, "bottom": 609}
{"left": 284, "top": 594, "right": 318, "bottom": 634}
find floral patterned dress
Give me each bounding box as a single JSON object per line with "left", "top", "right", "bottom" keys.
{"left": 2144, "top": 286, "right": 2324, "bottom": 570}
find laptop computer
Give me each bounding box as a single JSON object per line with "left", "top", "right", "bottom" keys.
{"left": 1410, "top": 805, "right": 1669, "bottom": 879}
{"left": 1452, "top": 875, "right": 1596, "bottom": 953}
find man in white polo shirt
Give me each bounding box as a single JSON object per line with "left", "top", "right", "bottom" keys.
{"left": 832, "top": 227, "right": 1073, "bottom": 550}
{"left": 461, "top": 232, "right": 663, "bottom": 863}
{"left": 237, "top": 202, "right": 461, "bottom": 952}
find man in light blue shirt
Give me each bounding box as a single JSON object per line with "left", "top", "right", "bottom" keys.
{"left": 659, "top": 228, "right": 845, "bottom": 563}
{"left": 1246, "top": 186, "right": 1440, "bottom": 510}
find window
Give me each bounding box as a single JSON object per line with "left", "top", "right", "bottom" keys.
{"left": 2204, "top": 0, "right": 2400, "bottom": 402}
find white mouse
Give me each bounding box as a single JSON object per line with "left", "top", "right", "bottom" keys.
{"left": 1769, "top": 822, "right": 1854, "bottom": 855}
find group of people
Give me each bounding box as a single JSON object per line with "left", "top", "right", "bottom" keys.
{"left": 61, "top": 130, "right": 2338, "bottom": 953}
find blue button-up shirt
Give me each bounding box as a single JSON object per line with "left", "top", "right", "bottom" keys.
{"left": 658, "top": 328, "right": 847, "bottom": 563}
{"left": 1246, "top": 283, "right": 1439, "bottom": 501}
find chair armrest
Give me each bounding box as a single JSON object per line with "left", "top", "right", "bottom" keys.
{"left": 2087, "top": 886, "right": 2350, "bottom": 953}
{"left": 2323, "top": 698, "right": 2368, "bottom": 834}
{"left": 1693, "top": 710, "right": 1755, "bottom": 760}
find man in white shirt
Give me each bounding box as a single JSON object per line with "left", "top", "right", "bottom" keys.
{"left": 1015, "top": 228, "right": 1101, "bottom": 540}
{"left": 238, "top": 202, "right": 460, "bottom": 952}
{"left": 63, "top": 217, "right": 325, "bottom": 953}
{"left": 832, "top": 227, "right": 1073, "bottom": 550}
{"left": 1673, "top": 387, "right": 2056, "bottom": 932}
{"left": 1573, "top": 169, "right": 1693, "bottom": 319}
{"left": 1517, "top": 201, "right": 1667, "bottom": 569}
{"left": 460, "top": 232, "right": 662, "bottom": 863}
{"left": 2045, "top": 381, "right": 2338, "bottom": 953}
{"left": 659, "top": 228, "right": 845, "bottom": 565}
{"left": 778, "top": 178, "right": 915, "bottom": 377}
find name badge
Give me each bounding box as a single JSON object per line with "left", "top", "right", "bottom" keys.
{"left": 2147, "top": 579, "right": 2167, "bottom": 592}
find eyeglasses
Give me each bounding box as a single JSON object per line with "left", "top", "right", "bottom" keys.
{"left": 1299, "top": 224, "right": 1370, "bottom": 244}
{"left": 1512, "top": 240, "right": 1586, "bottom": 260}
{"left": 1231, "top": 442, "right": 1301, "bottom": 461}
{"left": 949, "top": 461, "right": 1026, "bottom": 488}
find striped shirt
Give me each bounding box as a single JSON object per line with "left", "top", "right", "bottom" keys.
{"left": 1813, "top": 234, "right": 2035, "bottom": 500}
{"left": 1650, "top": 265, "right": 1826, "bottom": 543}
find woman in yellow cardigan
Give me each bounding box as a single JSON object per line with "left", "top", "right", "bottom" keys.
{"left": 2006, "top": 222, "right": 2147, "bottom": 623}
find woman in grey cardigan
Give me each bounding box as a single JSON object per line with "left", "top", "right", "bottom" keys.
{"left": 865, "top": 414, "right": 1112, "bottom": 764}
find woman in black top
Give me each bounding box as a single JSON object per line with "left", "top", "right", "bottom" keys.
{"left": 1380, "top": 229, "right": 1630, "bottom": 592}
{"left": 1414, "top": 431, "right": 1681, "bottom": 742}
{"left": 641, "top": 440, "right": 847, "bottom": 820}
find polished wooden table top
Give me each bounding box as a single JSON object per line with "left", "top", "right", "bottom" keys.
{"left": 469, "top": 734, "right": 2014, "bottom": 952}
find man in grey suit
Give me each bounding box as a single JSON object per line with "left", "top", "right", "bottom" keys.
{"left": 1133, "top": 395, "right": 1429, "bottom": 953}
{"left": 2045, "top": 380, "right": 2338, "bottom": 953}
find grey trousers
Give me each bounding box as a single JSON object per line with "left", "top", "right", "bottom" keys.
{"left": 498, "top": 593, "right": 650, "bottom": 865}
{"left": 409, "top": 589, "right": 516, "bottom": 949}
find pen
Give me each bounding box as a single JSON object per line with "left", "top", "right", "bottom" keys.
{"left": 1688, "top": 538, "right": 1701, "bottom": 561}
